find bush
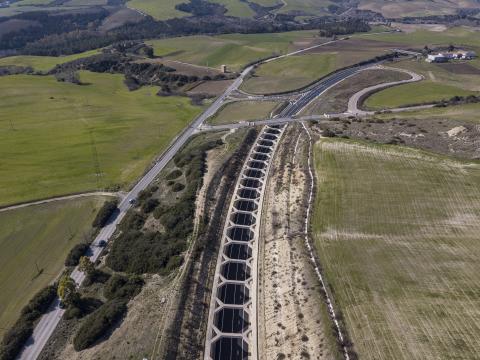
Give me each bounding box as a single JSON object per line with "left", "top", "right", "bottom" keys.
{"left": 171, "top": 183, "right": 185, "bottom": 192}
{"left": 141, "top": 198, "right": 159, "bottom": 213}
{"left": 92, "top": 199, "right": 118, "bottom": 228}
{"left": 103, "top": 274, "right": 143, "bottom": 300}
{"left": 65, "top": 243, "right": 89, "bottom": 267}
{"left": 0, "top": 285, "right": 56, "bottom": 360}
{"left": 64, "top": 297, "right": 103, "bottom": 320}
{"left": 166, "top": 169, "right": 182, "bottom": 180}
{"left": 73, "top": 299, "right": 127, "bottom": 351}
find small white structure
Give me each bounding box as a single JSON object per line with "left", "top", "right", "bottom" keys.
{"left": 220, "top": 64, "right": 227, "bottom": 73}
{"left": 426, "top": 54, "right": 448, "bottom": 63}
{"left": 426, "top": 50, "right": 477, "bottom": 62}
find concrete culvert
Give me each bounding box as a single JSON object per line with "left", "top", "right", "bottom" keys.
{"left": 231, "top": 212, "right": 255, "bottom": 226}
{"left": 218, "top": 283, "right": 250, "bottom": 305}
{"left": 234, "top": 200, "right": 257, "bottom": 211}
{"left": 214, "top": 308, "right": 250, "bottom": 333}
{"left": 212, "top": 336, "right": 249, "bottom": 360}
{"left": 238, "top": 188, "right": 259, "bottom": 199}
{"left": 227, "top": 226, "right": 254, "bottom": 241}
{"left": 224, "top": 243, "right": 252, "bottom": 260}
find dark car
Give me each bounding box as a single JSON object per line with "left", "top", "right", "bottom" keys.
{"left": 98, "top": 240, "right": 107, "bottom": 247}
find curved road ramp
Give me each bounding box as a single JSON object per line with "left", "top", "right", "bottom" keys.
{"left": 204, "top": 125, "right": 286, "bottom": 360}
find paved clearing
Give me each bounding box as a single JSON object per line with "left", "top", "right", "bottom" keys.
{"left": 312, "top": 139, "right": 480, "bottom": 359}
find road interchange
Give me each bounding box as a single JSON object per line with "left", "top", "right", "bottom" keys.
{"left": 18, "top": 38, "right": 421, "bottom": 360}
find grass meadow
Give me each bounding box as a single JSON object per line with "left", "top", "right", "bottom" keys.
{"left": 312, "top": 138, "right": 480, "bottom": 359}
{"left": 126, "top": 0, "right": 188, "bottom": 20}
{"left": 242, "top": 53, "right": 337, "bottom": 94}
{"left": 147, "top": 31, "right": 320, "bottom": 71}
{"left": 364, "top": 81, "right": 478, "bottom": 109}
{"left": 0, "top": 196, "right": 107, "bottom": 338}
{"left": 0, "top": 49, "right": 101, "bottom": 72}
{"left": 0, "top": 71, "right": 203, "bottom": 206}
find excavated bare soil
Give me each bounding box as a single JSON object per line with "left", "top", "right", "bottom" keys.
{"left": 317, "top": 117, "right": 480, "bottom": 160}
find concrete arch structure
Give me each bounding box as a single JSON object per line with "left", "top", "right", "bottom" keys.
{"left": 204, "top": 125, "right": 285, "bottom": 360}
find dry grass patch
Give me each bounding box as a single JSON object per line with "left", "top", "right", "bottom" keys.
{"left": 313, "top": 139, "right": 480, "bottom": 359}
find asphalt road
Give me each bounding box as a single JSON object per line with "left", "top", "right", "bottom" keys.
{"left": 17, "top": 38, "right": 346, "bottom": 360}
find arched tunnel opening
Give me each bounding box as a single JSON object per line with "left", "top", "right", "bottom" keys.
{"left": 255, "top": 146, "right": 271, "bottom": 154}
{"left": 252, "top": 153, "right": 268, "bottom": 161}
{"left": 259, "top": 140, "right": 274, "bottom": 147}
{"left": 227, "top": 226, "right": 254, "bottom": 242}
{"left": 262, "top": 134, "right": 277, "bottom": 141}
{"left": 234, "top": 200, "right": 257, "bottom": 212}
{"left": 212, "top": 337, "right": 249, "bottom": 360}
{"left": 231, "top": 212, "right": 255, "bottom": 226}
{"left": 221, "top": 261, "right": 250, "bottom": 281}
{"left": 265, "top": 128, "right": 280, "bottom": 135}
{"left": 214, "top": 308, "right": 250, "bottom": 333}
{"left": 247, "top": 161, "right": 266, "bottom": 170}
{"left": 241, "top": 178, "right": 261, "bottom": 188}
{"left": 244, "top": 169, "right": 263, "bottom": 179}
{"left": 218, "top": 283, "right": 250, "bottom": 305}
{"left": 238, "top": 188, "right": 259, "bottom": 199}
{"left": 225, "top": 243, "right": 252, "bottom": 260}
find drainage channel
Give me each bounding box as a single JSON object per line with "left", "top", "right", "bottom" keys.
{"left": 204, "top": 125, "right": 285, "bottom": 360}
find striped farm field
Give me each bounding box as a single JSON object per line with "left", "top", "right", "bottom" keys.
{"left": 312, "top": 139, "right": 480, "bottom": 359}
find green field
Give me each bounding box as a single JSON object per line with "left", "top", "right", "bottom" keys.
{"left": 276, "top": 0, "right": 332, "bottom": 16}
{"left": 0, "top": 196, "right": 107, "bottom": 338}
{"left": 147, "top": 31, "right": 320, "bottom": 71}
{"left": 378, "top": 102, "right": 480, "bottom": 124}
{"left": 0, "top": 71, "right": 203, "bottom": 206}
{"left": 212, "top": 0, "right": 255, "bottom": 17}
{"left": 208, "top": 100, "right": 278, "bottom": 125}
{"left": 126, "top": 0, "right": 188, "bottom": 20}
{"left": 0, "top": 49, "right": 101, "bottom": 72}
{"left": 355, "top": 26, "right": 480, "bottom": 50}
{"left": 364, "top": 81, "right": 478, "bottom": 110}
{"left": 313, "top": 139, "right": 480, "bottom": 359}
{"left": 242, "top": 53, "right": 337, "bottom": 94}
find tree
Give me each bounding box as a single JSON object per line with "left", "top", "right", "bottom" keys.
{"left": 57, "top": 275, "right": 78, "bottom": 306}
{"left": 79, "top": 256, "right": 95, "bottom": 275}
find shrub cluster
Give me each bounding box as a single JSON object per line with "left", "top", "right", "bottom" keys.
{"left": 72, "top": 274, "right": 143, "bottom": 350}
{"left": 0, "top": 285, "right": 56, "bottom": 360}
{"left": 73, "top": 299, "right": 127, "bottom": 351}
{"left": 65, "top": 243, "right": 89, "bottom": 267}
{"left": 92, "top": 199, "right": 118, "bottom": 228}
{"left": 107, "top": 138, "right": 222, "bottom": 274}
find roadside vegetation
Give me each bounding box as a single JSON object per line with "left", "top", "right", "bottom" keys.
{"left": 0, "top": 71, "right": 202, "bottom": 206}
{"left": 0, "top": 196, "right": 107, "bottom": 340}
{"left": 207, "top": 100, "right": 279, "bottom": 125}
{"left": 312, "top": 138, "right": 480, "bottom": 359}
